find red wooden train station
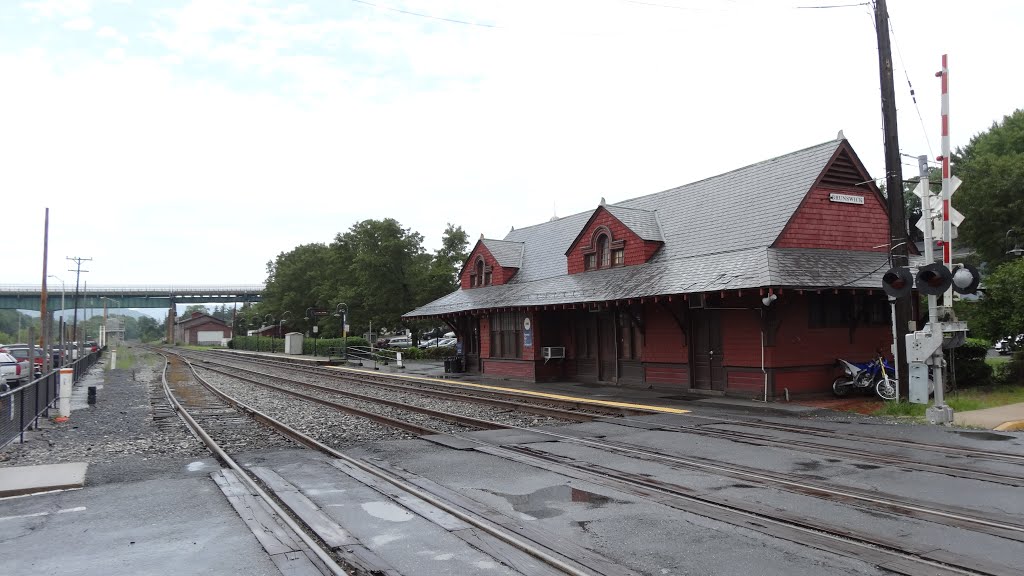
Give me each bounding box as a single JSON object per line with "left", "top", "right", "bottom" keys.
{"left": 405, "top": 138, "right": 900, "bottom": 398}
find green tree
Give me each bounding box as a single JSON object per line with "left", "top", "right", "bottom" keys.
{"left": 970, "top": 258, "right": 1024, "bottom": 341}
{"left": 260, "top": 243, "right": 334, "bottom": 334}
{"left": 953, "top": 109, "right": 1024, "bottom": 266}
{"left": 326, "top": 219, "right": 429, "bottom": 336}
{"left": 423, "top": 223, "right": 469, "bottom": 301}
{"left": 183, "top": 305, "right": 211, "bottom": 317}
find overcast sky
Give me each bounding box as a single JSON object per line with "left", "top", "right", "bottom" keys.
{"left": 3, "top": 0, "right": 1021, "bottom": 288}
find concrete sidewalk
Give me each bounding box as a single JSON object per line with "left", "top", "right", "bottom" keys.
{"left": 954, "top": 402, "right": 1024, "bottom": 431}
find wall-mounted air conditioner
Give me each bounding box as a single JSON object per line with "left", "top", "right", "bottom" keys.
{"left": 542, "top": 347, "right": 565, "bottom": 364}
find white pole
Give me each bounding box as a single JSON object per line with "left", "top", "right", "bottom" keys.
{"left": 58, "top": 368, "right": 74, "bottom": 418}
{"left": 939, "top": 54, "right": 953, "bottom": 305}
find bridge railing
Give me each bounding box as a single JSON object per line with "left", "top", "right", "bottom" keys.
{"left": 0, "top": 350, "right": 102, "bottom": 450}
{"left": 0, "top": 284, "right": 265, "bottom": 295}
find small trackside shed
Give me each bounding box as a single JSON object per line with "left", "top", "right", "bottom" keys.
{"left": 404, "top": 138, "right": 905, "bottom": 399}
{"left": 174, "top": 312, "right": 232, "bottom": 346}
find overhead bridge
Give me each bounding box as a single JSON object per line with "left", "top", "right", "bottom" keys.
{"left": 0, "top": 285, "right": 264, "bottom": 312}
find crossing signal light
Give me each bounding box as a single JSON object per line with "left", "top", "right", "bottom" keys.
{"left": 915, "top": 263, "right": 953, "bottom": 296}
{"left": 951, "top": 263, "right": 981, "bottom": 294}
{"left": 881, "top": 267, "right": 913, "bottom": 298}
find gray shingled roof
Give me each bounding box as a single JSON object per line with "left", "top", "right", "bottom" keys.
{"left": 405, "top": 139, "right": 888, "bottom": 318}
{"left": 480, "top": 239, "right": 524, "bottom": 269}
{"left": 603, "top": 205, "right": 663, "bottom": 242}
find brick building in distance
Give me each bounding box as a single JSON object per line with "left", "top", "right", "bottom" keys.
{"left": 405, "top": 137, "right": 910, "bottom": 399}
{"left": 174, "top": 312, "right": 232, "bottom": 346}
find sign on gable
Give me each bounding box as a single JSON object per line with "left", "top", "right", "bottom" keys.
{"left": 829, "top": 193, "right": 865, "bottom": 205}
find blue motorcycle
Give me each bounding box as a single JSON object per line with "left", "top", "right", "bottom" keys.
{"left": 832, "top": 354, "right": 898, "bottom": 400}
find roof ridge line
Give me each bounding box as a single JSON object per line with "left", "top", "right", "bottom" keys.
{"left": 504, "top": 139, "right": 841, "bottom": 236}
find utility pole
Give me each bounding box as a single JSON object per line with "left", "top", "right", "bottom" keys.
{"left": 67, "top": 256, "right": 91, "bottom": 350}
{"left": 40, "top": 209, "right": 50, "bottom": 370}
{"left": 874, "top": 0, "right": 911, "bottom": 396}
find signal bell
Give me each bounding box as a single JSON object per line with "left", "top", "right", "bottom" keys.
{"left": 951, "top": 263, "right": 981, "bottom": 294}
{"left": 915, "top": 263, "right": 953, "bottom": 296}
{"left": 881, "top": 266, "right": 913, "bottom": 298}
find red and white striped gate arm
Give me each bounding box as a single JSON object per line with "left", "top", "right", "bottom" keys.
{"left": 938, "top": 54, "right": 953, "bottom": 299}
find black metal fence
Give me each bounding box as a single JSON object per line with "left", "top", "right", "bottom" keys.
{"left": 0, "top": 350, "right": 102, "bottom": 449}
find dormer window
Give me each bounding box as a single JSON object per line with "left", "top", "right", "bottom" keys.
{"left": 580, "top": 227, "right": 624, "bottom": 272}
{"left": 597, "top": 234, "right": 609, "bottom": 268}
{"left": 470, "top": 256, "right": 492, "bottom": 288}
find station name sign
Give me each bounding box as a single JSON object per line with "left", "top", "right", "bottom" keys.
{"left": 829, "top": 192, "right": 865, "bottom": 205}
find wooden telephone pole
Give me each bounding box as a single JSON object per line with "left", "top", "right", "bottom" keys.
{"left": 874, "top": 0, "right": 912, "bottom": 395}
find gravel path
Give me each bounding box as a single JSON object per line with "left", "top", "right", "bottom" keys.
{"left": 195, "top": 368, "right": 423, "bottom": 448}
{"left": 0, "top": 348, "right": 209, "bottom": 484}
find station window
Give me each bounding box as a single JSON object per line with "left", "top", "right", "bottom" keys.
{"left": 489, "top": 311, "right": 522, "bottom": 358}
{"left": 584, "top": 254, "right": 596, "bottom": 271}
{"left": 612, "top": 248, "right": 624, "bottom": 267}
{"left": 597, "top": 234, "right": 610, "bottom": 268}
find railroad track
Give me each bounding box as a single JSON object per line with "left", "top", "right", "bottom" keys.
{"left": 189, "top": 348, "right": 652, "bottom": 417}
{"left": 159, "top": 351, "right": 631, "bottom": 576}
{"left": 163, "top": 348, "right": 1021, "bottom": 575}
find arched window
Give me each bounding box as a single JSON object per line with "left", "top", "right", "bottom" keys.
{"left": 475, "top": 258, "right": 485, "bottom": 287}
{"left": 597, "top": 234, "right": 609, "bottom": 268}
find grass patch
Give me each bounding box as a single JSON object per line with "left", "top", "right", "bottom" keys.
{"left": 874, "top": 401, "right": 928, "bottom": 418}
{"left": 181, "top": 344, "right": 221, "bottom": 350}
{"left": 985, "top": 356, "right": 1010, "bottom": 367}
{"left": 872, "top": 385, "right": 1024, "bottom": 417}
{"left": 107, "top": 345, "right": 137, "bottom": 370}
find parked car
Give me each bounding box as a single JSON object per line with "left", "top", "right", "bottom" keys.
{"left": 0, "top": 352, "right": 31, "bottom": 386}
{"left": 4, "top": 345, "right": 45, "bottom": 377}
{"left": 386, "top": 336, "right": 412, "bottom": 349}
{"left": 418, "top": 338, "right": 444, "bottom": 349}
{"left": 995, "top": 334, "right": 1024, "bottom": 356}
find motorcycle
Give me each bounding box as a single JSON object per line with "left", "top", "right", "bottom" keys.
{"left": 832, "top": 354, "right": 898, "bottom": 400}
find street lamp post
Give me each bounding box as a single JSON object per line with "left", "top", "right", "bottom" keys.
{"left": 48, "top": 275, "right": 66, "bottom": 368}
{"left": 251, "top": 317, "right": 261, "bottom": 352}
{"left": 333, "top": 303, "right": 348, "bottom": 361}
{"left": 303, "top": 307, "right": 318, "bottom": 357}
{"left": 278, "top": 311, "right": 292, "bottom": 353}
{"left": 99, "top": 297, "right": 121, "bottom": 347}
{"left": 264, "top": 314, "right": 275, "bottom": 353}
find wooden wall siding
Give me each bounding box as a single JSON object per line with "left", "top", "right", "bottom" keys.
{"left": 727, "top": 369, "right": 765, "bottom": 394}
{"left": 774, "top": 367, "right": 833, "bottom": 396}
{"left": 460, "top": 244, "right": 517, "bottom": 289}
{"left": 769, "top": 295, "right": 892, "bottom": 368}
{"left": 566, "top": 209, "right": 660, "bottom": 274}
{"left": 483, "top": 359, "right": 536, "bottom": 379}
{"left": 618, "top": 360, "right": 644, "bottom": 386}
{"left": 575, "top": 359, "right": 598, "bottom": 383}
{"left": 719, "top": 308, "right": 763, "bottom": 367}
{"left": 643, "top": 363, "right": 688, "bottom": 387}
{"left": 643, "top": 305, "right": 687, "bottom": 363}
{"left": 774, "top": 186, "right": 889, "bottom": 251}
{"left": 479, "top": 315, "right": 491, "bottom": 358}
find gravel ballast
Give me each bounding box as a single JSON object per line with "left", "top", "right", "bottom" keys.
{"left": 0, "top": 348, "right": 209, "bottom": 484}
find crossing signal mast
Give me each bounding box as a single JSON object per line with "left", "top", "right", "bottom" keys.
{"left": 880, "top": 56, "right": 982, "bottom": 424}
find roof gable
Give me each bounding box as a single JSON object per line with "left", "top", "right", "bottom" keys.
{"left": 563, "top": 205, "right": 662, "bottom": 257}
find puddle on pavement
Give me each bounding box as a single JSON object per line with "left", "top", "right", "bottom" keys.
{"left": 361, "top": 501, "right": 414, "bottom": 522}
{"left": 488, "top": 485, "right": 619, "bottom": 519}
{"left": 953, "top": 431, "right": 1015, "bottom": 441}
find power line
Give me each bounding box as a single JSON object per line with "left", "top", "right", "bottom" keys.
{"left": 888, "top": 16, "right": 935, "bottom": 159}
{"left": 346, "top": 0, "right": 498, "bottom": 28}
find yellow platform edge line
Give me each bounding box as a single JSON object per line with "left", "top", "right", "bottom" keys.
{"left": 326, "top": 365, "right": 689, "bottom": 415}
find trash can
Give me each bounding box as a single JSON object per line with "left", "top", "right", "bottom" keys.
{"left": 453, "top": 356, "right": 464, "bottom": 373}
{"left": 443, "top": 357, "right": 452, "bottom": 373}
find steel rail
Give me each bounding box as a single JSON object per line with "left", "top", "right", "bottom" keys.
{"left": 466, "top": 419, "right": 1024, "bottom": 537}
{"left": 157, "top": 355, "right": 348, "bottom": 576}
{"left": 168, "top": 353, "right": 595, "bottom": 576}
{"left": 484, "top": 444, "right": 990, "bottom": 576}
{"left": 200, "top": 348, "right": 650, "bottom": 416}
{"left": 192, "top": 363, "right": 506, "bottom": 433}
{"left": 611, "top": 418, "right": 1024, "bottom": 487}
{"left": 186, "top": 351, "right": 595, "bottom": 421}
{"left": 655, "top": 413, "right": 1024, "bottom": 464}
